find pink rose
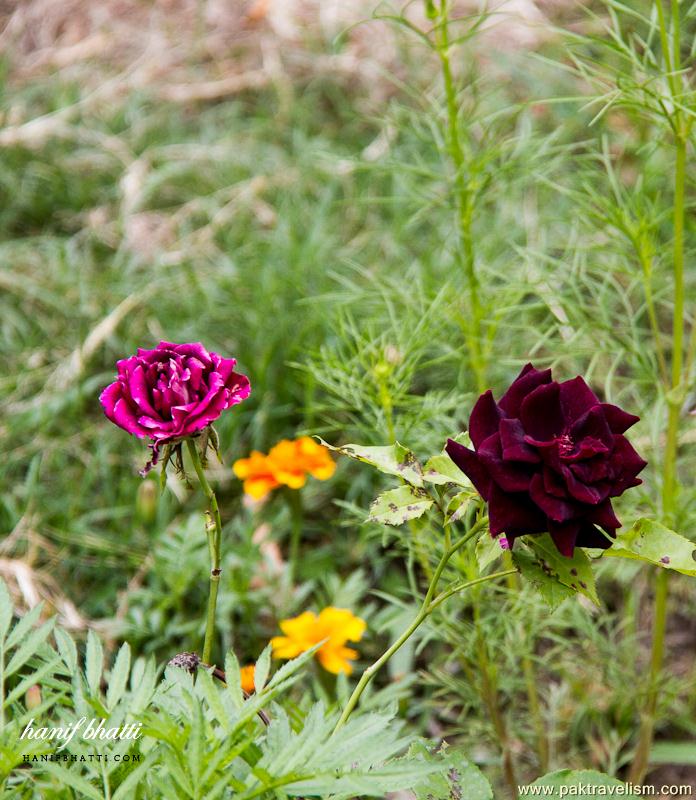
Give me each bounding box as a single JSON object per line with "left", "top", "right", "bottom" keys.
{"left": 100, "top": 341, "right": 250, "bottom": 451}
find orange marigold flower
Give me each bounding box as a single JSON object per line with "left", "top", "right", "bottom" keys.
{"left": 267, "top": 437, "right": 335, "bottom": 489}
{"left": 294, "top": 436, "right": 336, "bottom": 480}
{"left": 232, "top": 451, "right": 280, "bottom": 500}
{"left": 239, "top": 664, "right": 256, "bottom": 694}
{"left": 271, "top": 607, "right": 366, "bottom": 675}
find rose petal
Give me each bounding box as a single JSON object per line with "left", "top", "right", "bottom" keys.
{"left": 478, "top": 433, "right": 534, "bottom": 492}
{"left": 576, "top": 523, "right": 614, "bottom": 549}
{"left": 468, "top": 390, "right": 503, "bottom": 449}
{"left": 445, "top": 439, "right": 492, "bottom": 500}
{"left": 498, "top": 363, "right": 553, "bottom": 416}
{"left": 488, "top": 484, "right": 546, "bottom": 536}
{"left": 520, "top": 382, "right": 564, "bottom": 441}
{"left": 607, "top": 435, "right": 647, "bottom": 495}
{"left": 569, "top": 406, "right": 613, "bottom": 450}
{"left": 560, "top": 466, "right": 606, "bottom": 505}
{"left": 499, "top": 418, "right": 541, "bottom": 463}
{"left": 529, "top": 473, "right": 578, "bottom": 522}
{"left": 559, "top": 376, "right": 600, "bottom": 422}
{"left": 601, "top": 403, "right": 640, "bottom": 434}
{"left": 586, "top": 499, "right": 621, "bottom": 532}
{"left": 548, "top": 520, "right": 580, "bottom": 557}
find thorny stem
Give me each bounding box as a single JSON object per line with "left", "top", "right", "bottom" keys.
{"left": 434, "top": 0, "right": 485, "bottom": 392}
{"left": 630, "top": 2, "right": 689, "bottom": 782}
{"left": 187, "top": 439, "right": 223, "bottom": 666}
{"left": 332, "top": 518, "right": 513, "bottom": 734}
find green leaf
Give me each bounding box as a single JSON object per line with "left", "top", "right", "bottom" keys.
{"left": 54, "top": 627, "right": 78, "bottom": 673}
{"left": 224, "top": 650, "right": 244, "bottom": 708}
{"left": 39, "top": 762, "right": 104, "bottom": 800}
{"left": 254, "top": 644, "right": 272, "bottom": 693}
{"left": 423, "top": 434, "right": 473, "bottom": 487}
{"left": 530, "top": 769, "right": 630, "bottom": 796}
{"left": 514, "top": 534, "right": 599, "bottom": 609}
{"left": 319, "top": 440, "right": 424, "bottom": 487}
{"left": 602, "top": 518, "right": 696, "bottom": 576}
{"left": 5, "top": 618, "right": 54, "bottom": 678}
{"left": 445, "top": 491, "right": 476, "bottom": 525}
{"left": 106, "top": 642, "right": 131, "bottom": 710}
{"left": 476, "top": 533, "right": 505, "bottom": 572}
{"left": 368, "top": 486, "right": 434, "bottom": 526}
{"left": 0, "top": 580, "right": 12, "bottom": 642}
{"left": 85, "top": 629, "right": 104, "bottom": 697}
{"left": 410, "top": 742, "right": 492, "bottom": 800}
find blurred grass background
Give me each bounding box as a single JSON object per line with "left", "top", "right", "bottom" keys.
{"left": 1, "top": 0, "right": 695, "bottom": 792}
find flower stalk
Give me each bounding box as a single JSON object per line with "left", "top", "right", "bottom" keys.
{"left": 187, "top": 439, "right": 223, "bottom": 665}
{"left": 332, "top": 516, "right": 515, "bottom": 733}
{"left": 629, "top": 1, "right": 690, "bottom": 782}
{"left": 433, "top": 0, "right": 485, "bottom": 392}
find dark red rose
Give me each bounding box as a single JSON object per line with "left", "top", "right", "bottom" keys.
{"left": 446, "top": 364, "right": 647, "bottom": 556}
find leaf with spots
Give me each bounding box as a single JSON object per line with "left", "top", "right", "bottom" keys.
{"left": 368, "top": 486, "right": 434, "bottom": 526}
{"left": 319, "top": 440, "right": 424, "bottom": 487}
{"left": 423, "top": 435, "right": 473, "bottom": 488}
{"left": 514, "top": 534, "right": 598, "bottom": 608}
{"left": 601, "top": 518, "right": 696, "bottom": 576}
{"left": 407, "top": 742, "right": 492, "bottom": 800}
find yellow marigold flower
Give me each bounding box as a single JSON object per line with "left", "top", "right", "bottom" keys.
{"left": 239, "top": 664, "right": 256, "bottom": 694}
{"left": 271, "top": 607, "right": 366, "bottom": 675}
{"left": 232, "top": 451, "right": 280, "bottom": 499}
{"left": 267, "top": 437, "right": 335, "bottom": 489}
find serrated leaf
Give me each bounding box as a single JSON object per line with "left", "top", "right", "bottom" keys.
{"left": 513, "top": 549, "right": 575, "bottom": 610}
{"left": 476, "top": 533, "right": 506, "bottom": 572}
{"left": 54, "top": 627, "right": 78, "bottom": 673}
{"left": 6, "top": 603, "right": 43, "bottom": 650}
{"left": 112, "top": 751, "right": 160, "bottom": 800}
{"left": 409, "top": 742, "right": 492, "bottom": 800}
{"left": 368, "top": 486, "right": 433, "bottom": 526}
{"left": 319, "top": 440, "right": 424, "bottom": 487}
{"left": 40, "top": 762, "right": 104, "bottom": 800}
{"left": 85, "top": 629, "right": 104, "bottom": 697}
{"left": 513, "top": 531, "right": 600, "bottom": 610}
{"left": 602, "top": 518, "right": 696, "bottom": 575}
{"left": 224, "top": 650, "right": 244, "bottom": 708}
{"left": 530, "top": 769, "right": 628, "bottom": 796}
{"left": 5, "top": 618, "right": 54, "bottom": 678}
{"left": 254, "top": 644, "right": 272, "bottom": 693}
{"left": 445, "top": 491, "right": 476, "bottom": 525}
{"left": 423, "top": 435, "right": 473, "bottom": 487}
{"left": 106, "top": 642, "right": 131, "bottom": 710}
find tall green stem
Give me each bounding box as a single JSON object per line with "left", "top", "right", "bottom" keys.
{"left": 332, "top": 519, "right": 513, "bottom": 733}
{"left": 629, "top": 2, "right": 688, "bottom": 780}
{"left": 435, "top": 0, "right": 485, "bottom": 391}
{"left": 187, "top": 439, "right": 223, "bottom": 665}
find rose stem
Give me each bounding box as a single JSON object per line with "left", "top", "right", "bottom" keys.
{"left": 433, "top": 0, "right": 485, "bottom": 392}
{"left": 186, "top": 438, "right": 223, "bottom": 666}
{"left": 629, "top": 0, "right": 689, "bottom": 782}
{"left": 332, "top": 516, "right": 515, "bottom": 733}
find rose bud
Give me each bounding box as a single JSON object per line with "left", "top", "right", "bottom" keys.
{"left": 446, "top": 363, "right": 647, "bottom": 557}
